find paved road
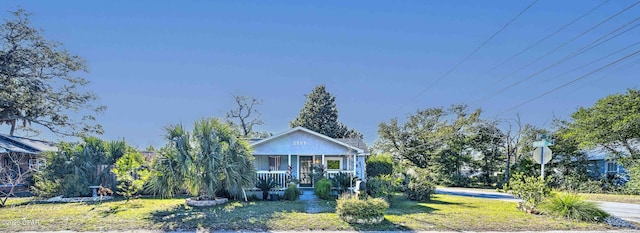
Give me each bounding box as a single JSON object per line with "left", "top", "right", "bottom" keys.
{"left": 436, "top": 187, "right": 640, "bottom": 223}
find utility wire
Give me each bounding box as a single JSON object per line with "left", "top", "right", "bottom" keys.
{"left": 532, "top": 41, "right": 640, "bottom": 85}
{"left": 505, "top": 0, "right": 640, "bottom": 76}
{"left": 396, "top": 0, "right": 538, "bottom": 112}
{"left": 484, "top": 0, "right": 610, "bottom": 76}
{"left": 499, "top": 49, "right": 640, "bottom": 114}
{"left": 472, "top": 18, "right": 640, "bottom": 105}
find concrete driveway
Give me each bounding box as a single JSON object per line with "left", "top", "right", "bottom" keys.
{"left": 436, "top": 187, "right": 640, "bottom": 223}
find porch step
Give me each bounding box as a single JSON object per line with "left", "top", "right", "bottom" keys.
{"left": 299, "top": 190, "right": 319, "bottom": 201}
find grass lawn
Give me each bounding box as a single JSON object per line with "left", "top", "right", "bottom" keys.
{"left": 579, "top": 193, "right": 640, "bottom": 204}
{"left": 0, "top": 194, "right": 615, "bottom": 232}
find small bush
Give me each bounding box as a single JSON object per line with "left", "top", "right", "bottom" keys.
{"left": 576, "top": 180, "right": 605, "bottom": 194}
{"left": 330, "top": 172, "right": 353, "bottom": 194}
{"left": 283, "top": 184, "right": 301, "bottom": 200}
{"left": 315, "top": 178, "right": 332, "bottom": 200}
{"left": 31, "top": 174, "right": 61, "bottom": 198}
{"left": 256, "top": 178, "right": 278, "bottom": 200}
{"left": 367, "top": 174, "right": 396, "bottom": 201}
{"left": 63, "top": 174, "right": 91, "bottom": 197}
{"left": 405, "top": 175, "right": 435, "bottom": 201}
{"left": 504, "top": 172, "right": 551, "bottom": 212}
{"left": 366, "top": 153, "right": 394, "bottom": 178}
{"left": 541, "top": 193, "right": 609, "bottom": 222}
{"left": 625, "top": 162, "right": 640, "bottom": 195}
{"left": 336, "top": 195, "right": 389, "bottom": 224}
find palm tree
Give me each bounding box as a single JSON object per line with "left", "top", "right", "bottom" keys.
{"left": 147, "top": 118, "right": 256, "bottom": 199}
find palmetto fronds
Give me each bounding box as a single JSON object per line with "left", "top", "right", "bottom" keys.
{"left": 147, "top": 118, "right": 256, "bottom": 199}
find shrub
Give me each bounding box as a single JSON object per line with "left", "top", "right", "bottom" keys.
{"left": 576, "top": 180, "right": 604, "bottom": 194}
{"left": 112, "top": 152, "right": 150, "bottom": 202}
{"left": 367, "top": 174, "right": 395, "bottom": 201}
{"left": 63, "top": 174, "right": 91, "bottom": 197}
{"left": 256, "top": 178, "right": 278, "bottom": 200}
{"left": 626, "top": 162, "right": 640, "bottom": 195}
{"left": 310, "top": 164, "right": 327, "bottom": 184}
{"left": 504, "top": 172, "right": 551, "bottom": 212}
{"left": 336, "top": 195, "right": 389, "bottom": 224}
{"left": 330, "top": 172, "right": 353, "bottom": 194}
{"left": 314, "top": 178, "right": 332, "bottom": 200}
{"left": 283, "top": 184, "right": 301, "bottom": 200}
{"left": 366, "top": 153, "right": 393, "bottom": 178}
{"left": 405, "top": 175, "right": 435, "bottom": 201}
{"left": 32, "top": 138, "right": 127, "bottom": 197}
{"left": 31, "top": 174, "right": 61, "bottom": 198}
{"left": 540, "top": 193, "right": 609, "bottom": 222}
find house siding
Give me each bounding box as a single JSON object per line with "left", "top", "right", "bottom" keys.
{"left": 253, "top": 131, "right": 354, "bottom": 155}
{"left": 254, "top": 155, "right": 288, "bottom": 171}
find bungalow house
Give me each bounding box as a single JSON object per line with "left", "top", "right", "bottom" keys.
{"left": 250, "top": 127, "right": 369, "bottom": 188}
{"left": 0, "top": 134, "right": 57, "bottom": 192}
{"left": 586, "top": 150, "right": 629, "bottom": 183}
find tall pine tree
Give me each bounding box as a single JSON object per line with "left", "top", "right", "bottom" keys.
{"left": 290, "top": 85, "right": 362, "bottom": 139}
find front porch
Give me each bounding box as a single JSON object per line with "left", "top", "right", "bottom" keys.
{"left": 250, "top": 127, "right": 369, "bottom": 189}
{"left": 255, "top": 154, "right": 357, "bottom": 188}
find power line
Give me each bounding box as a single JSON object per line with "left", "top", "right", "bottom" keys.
{"left": 484, "top": 0, "right": 611, "bottom": 76}
{"left": 396, "top": 0, "right": 539, "bottom": 112}
{"left": 499, "top": 49, "right": 640, "bottom": 114}
{"left": 504, "top": 0, "right": 640, "bottom": 77}
{"left": 533, "top": 41, "right": 640, "bottom": 85}
{"left": 472, "top": 18, "right": 640, "bottom": 105}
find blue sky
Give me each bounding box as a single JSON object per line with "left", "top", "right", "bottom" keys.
{"left": 1, "top": 1, "right": 639, "bottom": 148}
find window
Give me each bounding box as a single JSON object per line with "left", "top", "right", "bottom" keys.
{"left": 326, "top": 158, "right": 341, "bottom": 170}
{"left": 606, "top": 161, "right": 617, "bottom": 173}
{"left": 29, "top": 158, "right": 46, "bottom": 171}
{"left": 269, "top": 156, "right": 281, "bottom": 171}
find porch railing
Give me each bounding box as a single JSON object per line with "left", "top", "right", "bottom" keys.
{"left": 256, "top": 171, "right": 287, "bottom": 188}
{"left": 327, "top": 170, "right": 355, "bottom": 179}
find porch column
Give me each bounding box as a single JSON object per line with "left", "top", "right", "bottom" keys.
{"left": 288, "top": 154, "right": 291, "bottom": 166}
{"left": 321, "top": 154, "right": 325, "bottom": 166}
{"left": 354, "top": 153, "right": 357, "bottom": 176}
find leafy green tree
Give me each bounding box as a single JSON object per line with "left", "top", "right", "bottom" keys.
{"left": 112, "top": 152, "right": 150, "bottom": 202}
{"left": 366, "top": 153, "right": 394, "bottom": 178}
{"left": 626, "top": 162, "right": 640, "bottom": 194}
{"left": 508, "top": 124, "right": 548, "bottom": 179}
{"left": 290, "top": 85, "right": 362, "bottom": 138}
{"left": 469, "top": 120, "right": 505, "bottom": 186}
{"left": 376, "top": 105, "right": 481, "bottom": 186}
{"left": 546, "top": 124, "right": 591, "bottom": 190}
{"left": 0, "top": 9, "right": 104, "bottom": 136}
{"left": 147, "top": 118, "right": 256, "bottom": 199}
{"left": 563, "top": 89, "right": 640, "bottom": 167}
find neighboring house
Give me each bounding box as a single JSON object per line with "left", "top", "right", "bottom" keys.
{"left": 586, "top": 149, "right": 629, "bottom": 182}
{"left": 0, "top": 134, "right": 57, "bottom": 191}
{"left": 250, "top": 127, "right": 369, "bottom": 188}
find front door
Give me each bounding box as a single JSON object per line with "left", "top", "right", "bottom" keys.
{"left": 299, "top": 156, "right": 313, "bottom": 187}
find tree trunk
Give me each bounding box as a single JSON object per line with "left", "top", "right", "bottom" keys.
{"left": 504, "top": 142, "right": 511, "bottom": 184}
{"left": 9, "top": 120, "right": 16, "bottom": 136}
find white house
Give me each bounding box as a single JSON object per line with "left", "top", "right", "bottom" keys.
{"left": 250, "top": 127, "right": 369, "bottom": 188}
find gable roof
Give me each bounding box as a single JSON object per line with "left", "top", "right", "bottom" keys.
{"left": 335, "top": 138, "right": 370, "bottom": 154}
{"left": 250, "top": 127, "right": 365, "bottom": 154}
{"left": 0, "top": 134, "right": 58, "bottom": 154}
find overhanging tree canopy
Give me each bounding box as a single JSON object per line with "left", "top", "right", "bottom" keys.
{"left": 0, "top": 9, "right": 104, "bottom": 136}
{"left": 563, "top": 88, "right": 640, "bottom": 167}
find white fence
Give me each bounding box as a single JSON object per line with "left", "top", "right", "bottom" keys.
{"left": 256, "top": 171, "right": 288, "bottom": 188}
